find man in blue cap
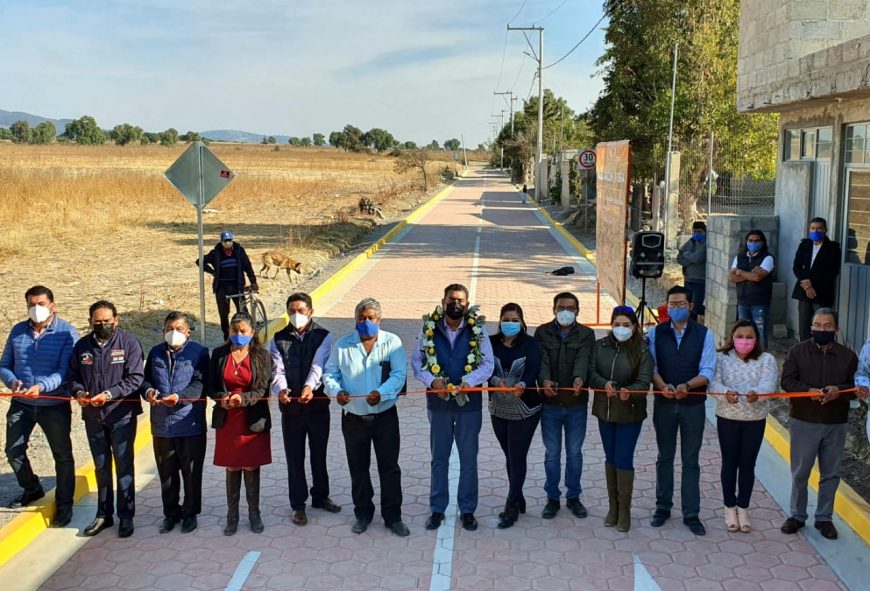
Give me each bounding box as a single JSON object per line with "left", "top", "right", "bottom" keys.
{"left": 199, "top": 230, "right": 258, "bottom": 341}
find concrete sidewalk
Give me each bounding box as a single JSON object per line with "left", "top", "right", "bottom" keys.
{"left": 4, "top": 169, "right": 865, "bottom": 590}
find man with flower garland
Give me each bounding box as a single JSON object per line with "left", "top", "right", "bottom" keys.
{"left": 413, "top": 284, "right": 494, "bottom": 532}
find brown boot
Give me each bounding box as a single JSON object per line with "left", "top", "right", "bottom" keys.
{"left": 604, "top": 463, "right": 618, "bottom": 527}
{"left": 616, "top": 468, "right": 634, "bottom": 532}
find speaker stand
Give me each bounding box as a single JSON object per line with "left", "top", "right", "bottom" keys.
{"left": 636, "top": 276, "right": 657, "bottom": 329}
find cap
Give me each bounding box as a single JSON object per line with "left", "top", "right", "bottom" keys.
{"left": 692, "top": 221, "right": 706, "bottom": 232}
{"left": 220, "top": 231, "right": 234, "bottom": 241}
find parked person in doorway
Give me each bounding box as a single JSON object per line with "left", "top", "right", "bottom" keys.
{"left": 488, "top": 302, "right": 542, "bottom": 529}
{"left": 780, "top": 308, "right": 858, "bottom": 541}
{"left": 677, "top": 221, "right": 707, "bottom": 321}
{"left": 710, "top": 320, "right": 777, "bottom": 534}
{"left": 1, "top": 285, "right": 78, "bottom": 527}
{"left": 324, "top": 298, "right": 410, "bottom": 537}
{"left": 69, "top": 300, "right": 145, "bottom": 538}
{"left": 208, "top": 312, "right": 272, "bottom": 536}
{"left": 648, "top": 285, "right": 716, "bottom": 536}
{"left": 533, "top": 292, "right": 595, "bottom": 521}
{"left": 143, "top": 312, "right": 209, "bottom": 534}
{"left": 270, "top": 292, "right": 341, "bottom": 527}
{"left": 588, "top": 306, "right": 653, "bottom": 532}
{"left": 791, "top": 218, "right": 842, "bottom": 342}
{"left": 199, "top": 230, "right": 258, "bottom": 341}
{"left": 730, "top": 229, "right": 775, "bottom": 348}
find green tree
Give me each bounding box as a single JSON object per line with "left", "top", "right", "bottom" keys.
{"left": 443, "top": 138, "right": 461, "bottom": 151}
{"left": 10, "top": 120, "right": 32, "bottom": 144}
{"left": 0, "top": 127, "right": 12, "bottom": 141}
{"left": 300, "top": 137, "right": 312, "bottom": 147}
{"left": 312, "top": 133, "right": 325, "bottom": 146}
{"left": 342, "top": 125, "right": 365, "bottom": 152}
{"left": 181, "top": 131, "right": 201, "bottom": 142}
{"left": 64, "top": 116, "right": 106, "bottom": 145}
{"left": 31, "top": 121, "right": 56, "bottom": 144}
{"left": 402, "top": 140, "right": 417, "bottom": 150}
{"left": 110, "top": 123, "right": 143, "bottom": 146}
{"left": 329, "top": 131, "right": 346, "bottom": 149}
{"left": 395, "top": 150, "right": 433, "bottom": 190}
{"left": 363, "top": 128, "right": 396, "bottom": 152}
{"left": 265, "top": 136, "right": 277, "bottom": 144}
{"left": 288, "top": 137, "right": 302, "bottom": 146}
{"left": 427, "top": 140, "right": 440, "bottom": 151}
{"left": 159, "top": 128, "right": 179, "bottom": 146}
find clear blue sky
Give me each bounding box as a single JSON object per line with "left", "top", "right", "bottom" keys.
{"left": 1, "top": 0, "right": 606, "bottom": 146}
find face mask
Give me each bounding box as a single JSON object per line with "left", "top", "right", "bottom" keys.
{"left": 692, "top": 233, "right": 705, "bottom": 243}
{"left": 92, "top": 323, "right": 115, "bottom": 340}
{"left": 355, "top": 319, "right": 379, "bottom": 338}
{"left": 500, "top": 321, "right": 521, "bottom": 337}
{"left": 733, "top": 337, "right": 756, "bottom": 356}
{"left": 612, "top": 326, "right": 633, "bottom": 342}
{"left": 556, "top": 310, "right": 576, "bottom": 327}
{"left": 222, "top": 240, "right": 233, "bottom": 250}
{"left": 668, "top": 307, "right": 690, "bottom": 324}
{"left": 289, "top": 312, "right": 309, "bottom": 330}
{"left": 809, "top": 230, "right": 825, "bottom": 242}
{"left": 28, "top": 305, "right": 51, "bottom": 324}
{"left": 746, "top": 242, "right": 762, "bottom": 253}
{"left": 811, "top": 330, "right": 836, "bottom": 346}
{"left": 445, "top": 303, "right": 465, "bottom": 320}
{"left": 230, "top": 334, "right": 253, "bottom": 347}
{"left": 164, "top": 330, "right": 188, "bottom": 348}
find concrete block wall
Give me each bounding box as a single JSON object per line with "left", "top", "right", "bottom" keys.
{"left": 705, "top": 215, "right": 782, "bottom": 344}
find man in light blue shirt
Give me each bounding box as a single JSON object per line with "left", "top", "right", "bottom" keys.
{"left": 323, "top": 297, "right": 409, "bottom": 537}
{"left": 856, "top": 338, "right": 870, "bottom": 442}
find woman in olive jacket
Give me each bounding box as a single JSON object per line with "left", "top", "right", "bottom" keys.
{"left": 207, "top": 312, "right": 273, "bottom": 535}
{"left": 589, "top": 306, "right": 653, "bottom": 532}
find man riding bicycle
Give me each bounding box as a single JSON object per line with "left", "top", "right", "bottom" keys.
{"left": 199, "top": 230, "right": 259, "bottom": 341}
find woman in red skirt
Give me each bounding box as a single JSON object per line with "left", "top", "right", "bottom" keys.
{"left": 208, "top": 312, "right": 272, "bottom": 535}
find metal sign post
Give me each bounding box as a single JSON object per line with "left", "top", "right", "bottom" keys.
{"left": 164, "top": 141, "right": 235, "bottom": 345}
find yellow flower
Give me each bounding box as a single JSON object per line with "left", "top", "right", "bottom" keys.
{"left": 469, "top": 340, "right": 477, "bottom": 348}
{"left": 425, "top": 329, "right": 434, "bottom": 337}
{"left": 428, "top": 347, "right": 435, "bottom": 355}
{"left": 447, "top": 383, "right": 456, "bottom": 390}
{"left": 431, "top": 364, "right": 441, "bottom": 374}
{"left": 464, "top": 364, "right": 473, "bottom": 372}
{"left": 467, "top": 318, "right": 476, "bottom": 326}
{"left": 432, "top": 314, "right": 440, "bottom": 321}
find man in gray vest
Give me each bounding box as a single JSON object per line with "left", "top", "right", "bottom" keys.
{"left": 270, "top": 293, "right": 341, "bottom": 526}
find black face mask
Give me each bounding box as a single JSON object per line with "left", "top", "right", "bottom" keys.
{"left": 811, "top": 330, "right": 836, "bottom": 346}
{"left": 93, "top": 323, "right": 116, "bottom": 340}
{"left": 445, "top": 303, "right": 465, "bottom": 320}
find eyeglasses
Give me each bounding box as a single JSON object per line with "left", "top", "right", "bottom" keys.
{"left": 667, "top": 302, "right": 690, "bottom": 309}
{"left": 613, "top": 305, "right": 635, "bottom": 315}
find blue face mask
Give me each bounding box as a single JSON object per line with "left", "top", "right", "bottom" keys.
{"left": 809, "top": 230, "right": 825, "bottom": 242}
{"left": 668, "top": 307, "right": 690, "bottom": 323}
{"left": 746, "top": 241, "right": 762, "bottom": 253}
{"left": 230, "top": 334, "right": 253, "bottom": 347}
{"left": 500, "top": 321, "right": 522, "bottom": 337}
{"left": 692, "top": 232, "right": 705, "bottom": 242}
{"left": 355, "top": 319, "right": 379, "bottom": 338}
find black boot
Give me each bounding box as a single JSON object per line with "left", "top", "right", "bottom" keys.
{"left": 224, "top": 470, "right": 241, "bottom": 536}
{"left": 244, "top": 469, "right": 264, "bottom": 534}
{"left": 497, "top": 497, "right": 520, "bottom": 529}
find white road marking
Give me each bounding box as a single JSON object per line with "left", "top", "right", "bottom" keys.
{"left": 226, "top": 551, "right": 261, "bottom": 591}
{"left": 633, "top": 554, "right": 662, "bottom": 591}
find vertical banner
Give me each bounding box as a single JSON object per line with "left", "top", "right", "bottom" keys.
{"left": 594, "top": 140, "right": 631, "bottom": 304}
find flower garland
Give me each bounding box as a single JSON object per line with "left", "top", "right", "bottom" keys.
{"left": 420, "top": 304, "right": 485, "bottom": 406}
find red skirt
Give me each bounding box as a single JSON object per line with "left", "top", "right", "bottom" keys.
{"left": 213, "top": 408, "right": 272, "bottom": 468}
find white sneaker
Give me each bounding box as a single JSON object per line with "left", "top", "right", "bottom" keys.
{"left": 724, "top": 506, "right": 738, "bottom": 532}
{"left": 736, "top": 507, "right": 751, "bottom": 533}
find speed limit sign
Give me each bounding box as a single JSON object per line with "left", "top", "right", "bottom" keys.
{"left": 578, "top": 149, "right": 596, "bottom": 169}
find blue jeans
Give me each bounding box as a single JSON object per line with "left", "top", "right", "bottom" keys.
{"left": 541, "top": 404, "right": 588, "bottom": 500}
{"left": 652, "top": 401, "right": 706, "bottom": 519}
{"left": 597, "top": 419, "right": 643, "bottom": 470}
{"left": 737, "top": 304, "right": 770, "bottom": 349}
{"left": 685, "top": 280, "right": 706, "bottom": 318}
{"left": 428, "top": 409, "right": 482, "bottom": 514}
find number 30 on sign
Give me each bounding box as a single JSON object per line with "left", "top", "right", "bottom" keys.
{"left": 578, "top": 149, "right": 596, "bottom": 170}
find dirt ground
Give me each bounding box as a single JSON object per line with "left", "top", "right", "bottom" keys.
{"left": 0, "top": 142, "right": 462, "bottom": 526}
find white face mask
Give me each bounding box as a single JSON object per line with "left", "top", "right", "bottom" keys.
{"left": 164, "top": 330, "right": 188, "bottom": 348}
{"left": 289, "top": 312, "right": 309, "bottom": 330}
{"left": 556, "top": 310, "right": 576, "bottom": 327}
{"left": 28, "top": 305, "right": 52, "bottom": 324}
{"left": 612, "top": 326, "right": 633, "bottom": 342}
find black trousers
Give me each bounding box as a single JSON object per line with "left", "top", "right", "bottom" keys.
{"left": 281, "top": 410, "right": 330, "bottom": 510}
{"left": 341, "top": 406, "right": 402, "bottom": 525}
{"left": 717, "top": 416, "right": 766, "bottom": 509}
{"left": 491, "top": 412, "right": 541, "bottom": 500}
{"left": 215, "top": 283, "right": 242, "bottom": 340}
{"left": 153, "top": 433, "right": 207, "bottom": 519}
{"left": 5, "top": 400, "right": 75, "bottom": 509}
{"left": 798, "top": 299, "right": 824, "bottom": 342}
{"left": 85, "top": 417, "right": 137, "bottom": 519}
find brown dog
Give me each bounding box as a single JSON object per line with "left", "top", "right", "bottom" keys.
{"left": 260, "top": 250, "right": 302, "bottom": 282}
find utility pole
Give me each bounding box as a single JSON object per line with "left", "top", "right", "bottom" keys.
{"left": 664, "top": 43, "right": 678, "bottom": 239}
{"left": 508, "top": 24, "right": 543, "bottom": 201}
{"left": 494, "top": 91, "right": 516, "bottom": 137}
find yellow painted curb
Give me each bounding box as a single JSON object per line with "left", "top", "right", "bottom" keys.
{"left": 0, "top": 416, "right": 152, "bottom": 568}
{"left": 764, "top": 415, "right": 870, "bottom": 545}
{"left": 263, "top": 182, "right": 457, "bottom": 338}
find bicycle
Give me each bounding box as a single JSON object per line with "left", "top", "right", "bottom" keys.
{"left": 225, "top": 287, "right": 268, "bottom": 341}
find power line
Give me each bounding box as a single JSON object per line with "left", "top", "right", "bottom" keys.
{"left": 533, "top": 0, "right": 568, "bottom": 24}
{"left": 542, "top": 12, "right": 606, "bottom": 70}
{"left": 526, "top": 71, "right": 537, "bottom": 100}
{"left": 510, "top": 54, "right": 528, "bottom": 90}
{"left": 508, "top": 0, "right": 529, "bottom": 24}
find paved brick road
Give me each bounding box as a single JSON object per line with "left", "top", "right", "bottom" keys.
{"left": 34, "top": 169, "right": 848, "bottom": 590}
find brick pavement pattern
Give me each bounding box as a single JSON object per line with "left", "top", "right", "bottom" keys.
{"left": 38, "top": 170, "right": 845, "bottom": 590}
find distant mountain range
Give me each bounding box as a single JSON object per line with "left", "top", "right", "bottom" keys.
{"left": 0, "top": 109, "right": 293, "bottom": 143}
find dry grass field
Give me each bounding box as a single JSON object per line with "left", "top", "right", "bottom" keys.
{"left": 0, "top": 142, "right": 460, "bottom": 350}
